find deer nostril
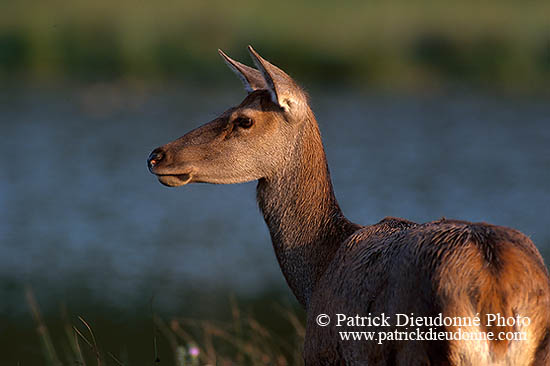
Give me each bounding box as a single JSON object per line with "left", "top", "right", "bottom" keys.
{"left": 147, "top": 149, "right": 164, "bottom": 170}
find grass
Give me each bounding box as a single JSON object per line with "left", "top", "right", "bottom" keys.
{"left": 26, "top": 289, "right": 305, "bottom": 366}
{"left": 1, "top": 0, "right": 550, "bottom": 91}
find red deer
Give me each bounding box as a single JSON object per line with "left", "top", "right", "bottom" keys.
{"left": 147, "top": 46, "right": 550, "bottom": 365}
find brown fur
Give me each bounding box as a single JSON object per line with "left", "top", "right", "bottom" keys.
{"left": 148, "top": 47, "right": 550, "bottom": 365}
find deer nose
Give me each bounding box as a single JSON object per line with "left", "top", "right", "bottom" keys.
{"left": 147, "top": 148, "right": 164, "bottom": 171}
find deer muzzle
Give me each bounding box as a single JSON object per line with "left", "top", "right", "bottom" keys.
{"left": 147, "top": 147, "right": 194, "bottom": 187}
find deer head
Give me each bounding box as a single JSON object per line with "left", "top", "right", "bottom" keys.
{"left": 147, "top": 46, "right": 311, "bottom": 187}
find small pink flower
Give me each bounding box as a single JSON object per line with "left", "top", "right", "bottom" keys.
{"left": 189, "top": 346, "right": 200, "bottom": 357}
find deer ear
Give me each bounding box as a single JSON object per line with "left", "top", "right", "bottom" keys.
{"left": 218, "top": 49, "right": 267, "bottom": 93}
{"left": 247, "top": 45, "right": 305, "bottom": 113}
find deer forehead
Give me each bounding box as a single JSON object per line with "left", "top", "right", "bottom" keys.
{"left": 229, "top": 95, "right": 268, "bottom": 118}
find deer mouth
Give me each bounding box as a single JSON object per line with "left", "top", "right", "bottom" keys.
{"left": 156, "top": 173, "right": 193, "bottom": 187}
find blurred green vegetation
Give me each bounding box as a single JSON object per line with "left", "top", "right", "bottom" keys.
{"left": 27, "top": 288, "right": 305, "bottom": 366}
{"left": 1, "top": 0, "right": 550, "bottom": 90}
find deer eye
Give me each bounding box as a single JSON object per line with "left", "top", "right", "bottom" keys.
{"left": 235, "top": 117, "right": 254, "bottom": 129}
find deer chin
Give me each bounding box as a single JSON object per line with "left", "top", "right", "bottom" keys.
{"left": 157, "top": 173, "right": 193, "bottom": 187}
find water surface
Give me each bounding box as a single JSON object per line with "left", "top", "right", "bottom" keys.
{"left": 1, "top": 85, "right": 549, "bottom": 363}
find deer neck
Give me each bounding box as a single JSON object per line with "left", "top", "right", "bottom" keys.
{"left": 256, "top": 118, "right": 359, "bottom": 308}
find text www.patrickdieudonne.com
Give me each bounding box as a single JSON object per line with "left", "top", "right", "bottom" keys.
{"left": 315, "top": 313, "right": 529, "bottom": 345}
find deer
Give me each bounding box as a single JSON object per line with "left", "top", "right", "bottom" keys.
{"left": 147, "top": 46, "right": 550, "bottom": 365}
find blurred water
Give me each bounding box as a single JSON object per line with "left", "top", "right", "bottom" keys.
{"left": 1, "top": 85, "right": 549, "bottom": 324}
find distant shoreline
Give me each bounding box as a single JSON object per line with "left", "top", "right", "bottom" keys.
{"left": 1, "top": 0, "right": 549, "bottom": 92}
